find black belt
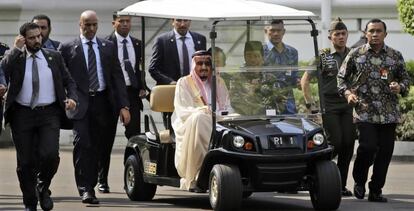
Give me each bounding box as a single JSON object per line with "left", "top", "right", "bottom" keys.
{"left": 16, "top": 103, "right": 57, "bottom": 110}
{"left": 89, "top": 90, "right": 106, "bottom": 97}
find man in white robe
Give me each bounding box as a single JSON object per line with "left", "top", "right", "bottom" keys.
{"left": 172, "top": 50, "right": 232, "bottom": 190}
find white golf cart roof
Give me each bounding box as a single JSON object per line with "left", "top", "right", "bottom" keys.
{"left": 119, "top": 0, "right": 316, "bottom": 21}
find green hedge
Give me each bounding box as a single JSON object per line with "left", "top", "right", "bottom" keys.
{"left": 405, "top": 60, "right": 414, "bottom": 84}
{"left": 396, "top": 87, "right": 414, "bottom": 141}
{"left": 397, "top": 0, "right": 414, "bottom": 36}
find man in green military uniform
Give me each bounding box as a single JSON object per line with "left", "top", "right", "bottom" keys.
{"left": 301, "top": 18, "right": 356, "bottom": 196}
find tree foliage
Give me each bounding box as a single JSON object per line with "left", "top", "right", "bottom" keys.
{"left": 397, "top": 0, "right": 414, "bottom": 36}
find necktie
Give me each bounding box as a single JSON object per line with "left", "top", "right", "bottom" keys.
{"left": 30, "top": 54, "right": 39, "bottom": 109}
{"left": 87, "top": 41, "right": 99, "bottom": 91}
{"left": 122, "top": 39, "right": 138, "bottom": 89}
{"left": 179, "top": 36, "right": 190, "bottom": 76}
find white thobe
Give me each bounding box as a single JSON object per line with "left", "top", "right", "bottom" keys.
{"left": 172, "top": 76, "right": 212, "bottom": 190}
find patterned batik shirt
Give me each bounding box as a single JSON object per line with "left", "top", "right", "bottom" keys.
{"left": 337, "top": 43, "right": 411, "bottom": 124}
{"left": 262, "top": 42, "right": 299, "bottom": 114}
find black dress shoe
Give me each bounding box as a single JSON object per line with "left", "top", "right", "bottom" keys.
{"left": 342, "top": 187, "right": 353, "bottom": 196}
{"left": 24, "top": 205, "right": 37, "bottom": 211}
{"left": 368, "top": 191, "right": 388, "bottom": 202}
{"left": 353, "top": 184, "right": 365, "bottom": 199}
{"left": 81, "top": 192, "right": 100, "bottom": 204}
{"left": 37, "top": 189, "right": 53, "bottom": 211}
{"left": 98, "top": 183, "right": 110, "bottom": 193}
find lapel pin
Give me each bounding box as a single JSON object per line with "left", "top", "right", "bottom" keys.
{"left": 170, "top": 39, "right": 174, "bottom": 42}
{"left": 102, "top": 43, "right": 106, "bottom": 47}
{"left": 48, "top": 56, "right": 52, "bottom": 61}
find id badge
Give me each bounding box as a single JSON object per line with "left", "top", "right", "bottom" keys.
{"left": 285, "top": 70, "right": 292, "bottom": 76}
{"left": 380, "top": 68, "right": 388, "bottom": 80}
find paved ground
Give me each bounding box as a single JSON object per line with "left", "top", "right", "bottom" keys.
{"left": 1, "top": 147, "right": 414, "bottom": 211}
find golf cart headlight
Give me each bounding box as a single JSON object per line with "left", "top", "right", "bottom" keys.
{"left": 312, "top": 133, "right": 324, "bottom": 145}
{"left": 233, "top": 136, "right": 245, "bottom": 148}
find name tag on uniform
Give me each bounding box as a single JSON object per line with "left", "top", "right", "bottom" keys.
{"left": 380, "top": 68, "right": 388, "bottom": 80}
{"left": 285, "top": 70, "right": 292, "bottom": 76}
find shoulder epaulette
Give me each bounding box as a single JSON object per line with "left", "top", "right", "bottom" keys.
{"left": 320, "top": 48, "right": 330, "bottom": 54}
{"left": 0, "top": 42, "right": 9, "bottom": 49}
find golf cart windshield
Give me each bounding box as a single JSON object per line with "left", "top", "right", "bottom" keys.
{"left": 212, "top": 20, "right": 320, "bottom": 121}
{"left": 219, "top": 66, "right": 318, "bottom": 118}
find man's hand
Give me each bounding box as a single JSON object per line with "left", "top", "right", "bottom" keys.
{"left": 345, "top": 91, "right": 359, "bottom": 106}
{"left": 0, "top": 84, "right": 7, "bottom": 97}
{"left": 14, "top": 35, "right": 25, "bottom": 50}
{"left": 139, "top": 89, "right": 147, "bottom": 98}
{"left": 119, "top": 107, "right": 131, "bottom": 126}
{"left": 64, "top": 98, "right": 77, "bottom": 110}
{"left": 389, "top": 81, "right": 401, "bottom": 94}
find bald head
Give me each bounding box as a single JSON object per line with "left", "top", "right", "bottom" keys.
{"left": 79, "top": 10, "right": 98, "bottom": 40}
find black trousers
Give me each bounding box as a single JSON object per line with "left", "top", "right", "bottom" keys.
{"left": 97, "top": 87, "right": 142, "bottom": 185}
{"left": 353, "top": 122, "right": 396, "bottom": 193}
{"left": 11, "top": 103, "right": 61, "bottom": 206}
{"left": 123, "top": 86, "right": 142, "bottom": 139}
{"left": 73, "top": 92, "right": 117, "bottom": 195}
{"left": 322, "top": 99, "right": 356, "bottom": 189}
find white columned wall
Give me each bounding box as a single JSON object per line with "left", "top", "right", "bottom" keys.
{"left": 321, "top": 0, "right": 332, "bottom": 49}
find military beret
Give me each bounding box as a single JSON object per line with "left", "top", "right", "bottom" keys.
{"left": 0, "top": 42, "right": 10, "bottom": 58}
{"left": 329, "top": 17, "right": 347, "bottom": 32}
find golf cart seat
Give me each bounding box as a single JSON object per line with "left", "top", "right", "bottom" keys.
{"left": 146, "top": 85, "right": 176, "bottom": 144}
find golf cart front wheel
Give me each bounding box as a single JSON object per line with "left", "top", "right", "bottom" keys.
{"left": 209, "top": 164, "right": 242, "bottom": 211}
{"left": 124, "top": 154, "right": 157, "bottom": 201}
{"left": 310, "top": 160, "right": 341, "bottom": 210}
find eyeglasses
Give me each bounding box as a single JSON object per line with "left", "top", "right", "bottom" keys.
{"left": 196, "top": 61, "right": 212, "bottom": 66}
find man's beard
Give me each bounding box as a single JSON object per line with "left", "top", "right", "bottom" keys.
{"left": 26, "top": 44, "right": 41, "bottom": 53}
{"left": 200, "top": 76, "right": 208, "bottom": 81}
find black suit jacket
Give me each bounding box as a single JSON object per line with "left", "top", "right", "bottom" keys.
{"left": 149, "top": 30, "right": 206, "bottom": 85}
{"left": 0, "top": 48, "right": 78, "bottom": 127}
{"left": 106, "top": 33, "right": 145, "bottom": 110}
{"left": 59, "top": 37, "right": 129, "bottom": 120}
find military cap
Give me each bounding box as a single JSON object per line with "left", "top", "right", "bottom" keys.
{"left": 0, "top": 42, "right": 10, "bottom": 60}
{"left": 329, "top": 17, "right": 347, "bottom": 32}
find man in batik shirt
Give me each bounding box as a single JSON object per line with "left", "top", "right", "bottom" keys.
{"left": 338, "top": 18, "right": 411, "bottom": 203}
{"left": 264, "top": 20, "right": 298, "bottom": 114}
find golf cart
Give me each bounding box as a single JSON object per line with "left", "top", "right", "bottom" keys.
{"left": 120, "top": 0, "right": 342, "bottom": 210}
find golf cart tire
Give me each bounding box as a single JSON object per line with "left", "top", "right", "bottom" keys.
{"left": 124, "top": 155, "right": 157, "bottom": 201}
{"left": 209, "top": 164, "right": 242, "bottom": 211}
{"left": 310, "top": 160, "right": 341, "bottom": 210}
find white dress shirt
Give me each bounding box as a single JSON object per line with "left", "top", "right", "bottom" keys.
{"left": 115, "top": 31, "right": 136, "bottom": 86}
{"left": 174, "top": 30, "right": 195, "bottom": 73}
{"left": 16, "top": 49, "right": 56, "bottom": 107}
{"left": 80, "top": 35, "right": 106, "bottom": 91}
